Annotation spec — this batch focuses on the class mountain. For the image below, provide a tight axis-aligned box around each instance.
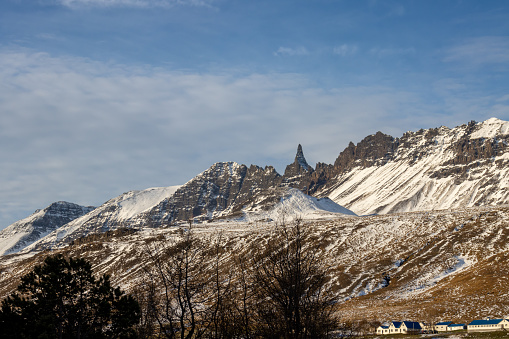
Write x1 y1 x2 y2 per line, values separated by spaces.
236 187 357 222
3 117 509 326
13 117 509 253
24 186 180 252
0 202 95 256
24 185 355 252
316 118 509 215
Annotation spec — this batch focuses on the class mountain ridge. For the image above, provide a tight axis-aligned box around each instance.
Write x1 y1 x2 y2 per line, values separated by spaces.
4 117 509 255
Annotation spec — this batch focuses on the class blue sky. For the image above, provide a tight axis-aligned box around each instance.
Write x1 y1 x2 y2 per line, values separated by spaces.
1 0 509 228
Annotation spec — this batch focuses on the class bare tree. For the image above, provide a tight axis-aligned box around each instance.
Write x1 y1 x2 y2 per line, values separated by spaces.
205 233 238 339
141 218 340 338
143 230 209 339
250 218 339 338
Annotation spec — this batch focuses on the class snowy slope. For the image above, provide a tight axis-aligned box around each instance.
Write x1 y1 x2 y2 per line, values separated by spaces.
323 118 509 215
243 187 356 222
0 202 95 256
24 186 180 251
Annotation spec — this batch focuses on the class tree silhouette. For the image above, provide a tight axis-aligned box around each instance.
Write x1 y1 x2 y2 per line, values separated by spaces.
0 254 140 339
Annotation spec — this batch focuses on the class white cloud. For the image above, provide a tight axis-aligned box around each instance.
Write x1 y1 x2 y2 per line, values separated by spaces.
333 44 358 57
369 47 415 57
35 33 61 40
1 48 500 229
274 46 309 56
444 36 509 65
497 94 509 102
57 0 213 9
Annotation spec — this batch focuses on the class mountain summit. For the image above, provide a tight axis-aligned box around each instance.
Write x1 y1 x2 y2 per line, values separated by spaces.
0 202 95 256
295 144 312 171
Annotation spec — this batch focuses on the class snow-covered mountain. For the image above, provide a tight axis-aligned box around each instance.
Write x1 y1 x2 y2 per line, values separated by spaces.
24 186 180 252
316 118 509 215
0 202 95 256
9 117 509 254
4 118 509 324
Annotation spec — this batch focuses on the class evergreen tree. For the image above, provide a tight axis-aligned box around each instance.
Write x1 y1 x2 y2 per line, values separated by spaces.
0 254 140 339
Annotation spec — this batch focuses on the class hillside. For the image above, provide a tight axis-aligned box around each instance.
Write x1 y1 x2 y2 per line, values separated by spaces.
2 204 509 324
2 118 509 327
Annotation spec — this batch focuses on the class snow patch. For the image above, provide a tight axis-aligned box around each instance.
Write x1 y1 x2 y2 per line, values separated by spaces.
117 186 180 220
471 118 509 139
244 188 356 222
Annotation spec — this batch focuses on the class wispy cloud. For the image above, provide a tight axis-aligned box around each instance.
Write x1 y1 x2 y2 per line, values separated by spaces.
0 48 436 228
274 46 309 57
35 33 62 40
369 47 415 57
57 0 213 9
388 5 405 17
444 36 509 65
333 44 358 57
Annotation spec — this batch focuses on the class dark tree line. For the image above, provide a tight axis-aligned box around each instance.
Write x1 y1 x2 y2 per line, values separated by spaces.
0 254 140 339
141 219 339 339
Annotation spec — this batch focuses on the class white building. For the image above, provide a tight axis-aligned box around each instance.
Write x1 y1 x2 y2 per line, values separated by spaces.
435 321 452 332
467 318 509 332
447 324 466 331
376 321 421 335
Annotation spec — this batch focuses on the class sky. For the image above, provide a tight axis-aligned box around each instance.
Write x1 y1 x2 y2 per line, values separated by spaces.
1 0 509 229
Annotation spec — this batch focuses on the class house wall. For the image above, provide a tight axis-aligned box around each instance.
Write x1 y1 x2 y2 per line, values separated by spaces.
468 324 504 332
436 325 449 332
447 326 465 331
400 325 420 334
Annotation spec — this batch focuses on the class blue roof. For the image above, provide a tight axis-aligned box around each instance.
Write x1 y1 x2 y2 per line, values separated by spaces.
448 324 465 327
436 321 453 325
468 319 505 325
402 321 422 329
392 321 421 329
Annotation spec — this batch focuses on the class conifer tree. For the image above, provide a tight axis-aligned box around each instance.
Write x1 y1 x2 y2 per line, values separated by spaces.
0 254 140 339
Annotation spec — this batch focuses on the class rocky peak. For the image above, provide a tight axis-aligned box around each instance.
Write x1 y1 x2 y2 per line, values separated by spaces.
0 201 95 256
295 144 312 171
333 131 396 171
284 144 313 177
281 144 315 193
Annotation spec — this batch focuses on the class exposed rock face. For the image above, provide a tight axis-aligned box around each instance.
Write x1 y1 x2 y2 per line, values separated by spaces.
148 163 250 224
284 144 313 175
334 132 397 170
146 147 319 226
0 202 95 255
282 144 315 193
23 149 316 249
319 118 509 215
